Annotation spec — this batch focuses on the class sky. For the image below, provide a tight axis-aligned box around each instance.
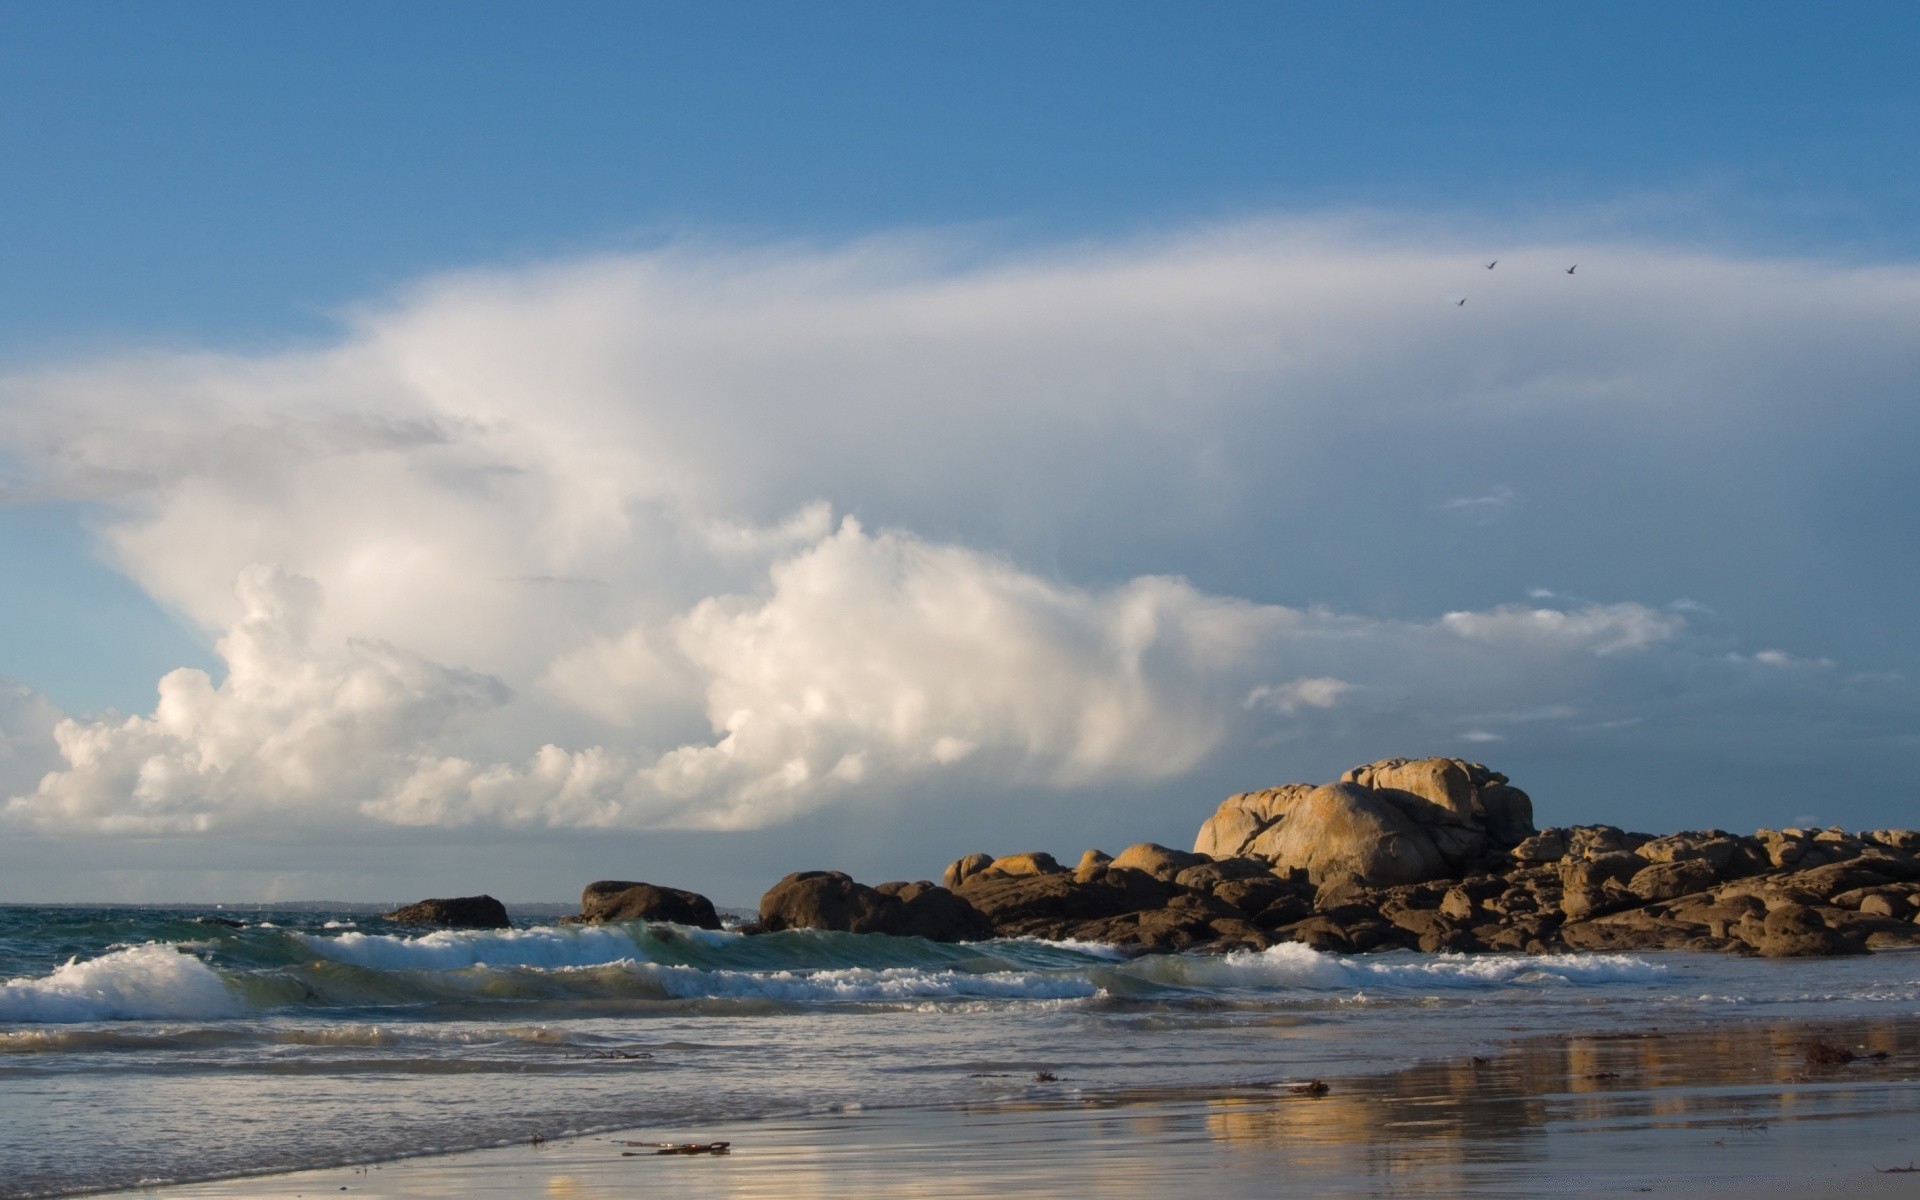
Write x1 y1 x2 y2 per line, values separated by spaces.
1 3 1917 905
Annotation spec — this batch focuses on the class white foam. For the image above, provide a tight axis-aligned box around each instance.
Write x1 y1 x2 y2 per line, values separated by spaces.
624 962 1100 1003
1122 942 1668 991
0 944 243 1023
295 925 651 971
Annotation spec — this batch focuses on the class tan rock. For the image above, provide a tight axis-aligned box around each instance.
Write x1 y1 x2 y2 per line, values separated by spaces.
1111 842 1209 882
1244 782 1446 887
986 851 1063 877
1344 757 1475 826
1072 848 1112 884
941 853 995 890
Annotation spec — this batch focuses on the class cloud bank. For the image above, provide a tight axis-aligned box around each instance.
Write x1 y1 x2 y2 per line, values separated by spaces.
2 219 1916 841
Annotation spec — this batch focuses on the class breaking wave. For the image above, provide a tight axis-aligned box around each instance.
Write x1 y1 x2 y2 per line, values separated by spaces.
0 919 1670 1025
0 944 242 1023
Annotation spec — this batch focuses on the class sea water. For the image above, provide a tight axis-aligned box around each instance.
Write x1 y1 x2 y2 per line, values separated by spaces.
3 904 1919 1198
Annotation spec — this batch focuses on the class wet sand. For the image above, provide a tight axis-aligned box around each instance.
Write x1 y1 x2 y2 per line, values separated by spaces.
106 1016 1920 1199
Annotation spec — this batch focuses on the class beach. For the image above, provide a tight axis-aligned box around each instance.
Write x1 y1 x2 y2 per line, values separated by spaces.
103 1016 1920 1199
9 905 1920 1199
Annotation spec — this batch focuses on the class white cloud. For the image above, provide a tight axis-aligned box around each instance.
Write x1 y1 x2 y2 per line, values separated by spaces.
6 568 506 834
0 218 1916 841
1246 677 1355 715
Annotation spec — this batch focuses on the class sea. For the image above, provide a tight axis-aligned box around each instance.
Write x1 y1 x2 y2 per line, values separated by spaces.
4 903 1920 1199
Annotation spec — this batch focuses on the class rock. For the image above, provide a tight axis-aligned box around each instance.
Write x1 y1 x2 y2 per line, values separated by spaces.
1475 783 1536 846
1111 842 1209 881
1511 829 1569 863
1627 859 1719 903
1438 887 1476 921
384 895 510 928
1072 849 1112 883
1192 804 1269 860
942 853 995 890
1857 891 1908 919
956 866 1176 939
986 851 1063 877
872 881 995 941
758 871 989 941
1346 758 1477 826
1867 829 1920 855
1750 903 1868 958
1276 915 1354 952
1427 824 1491 868
1563 826 1651 861
1192 784 1315 858
1173 857 1270 891
578 881 721 929
759 871 898 935
1244 782 1447 887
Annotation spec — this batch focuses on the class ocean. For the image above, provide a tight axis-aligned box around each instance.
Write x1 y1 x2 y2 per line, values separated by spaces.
4 904 1920 1198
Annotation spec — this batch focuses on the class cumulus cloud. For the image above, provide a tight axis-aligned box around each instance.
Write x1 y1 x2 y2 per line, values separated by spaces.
6 568 506 834
0 217 1916 839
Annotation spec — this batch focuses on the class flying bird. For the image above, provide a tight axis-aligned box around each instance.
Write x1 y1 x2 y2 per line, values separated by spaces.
1485 260 1498 269
1457 298 1467 306
1566 265 1577 275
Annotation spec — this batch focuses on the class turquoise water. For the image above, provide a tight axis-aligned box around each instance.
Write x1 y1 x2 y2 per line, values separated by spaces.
4 904 1919 1197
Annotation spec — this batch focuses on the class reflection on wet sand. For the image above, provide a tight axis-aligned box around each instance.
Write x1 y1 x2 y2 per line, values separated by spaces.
122 1017 1920 1200
1197 1016 1920 1194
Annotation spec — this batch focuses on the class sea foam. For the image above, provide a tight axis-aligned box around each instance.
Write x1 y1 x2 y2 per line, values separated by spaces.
294 925 651 971
1120 942 1668 992
0 944 243 1023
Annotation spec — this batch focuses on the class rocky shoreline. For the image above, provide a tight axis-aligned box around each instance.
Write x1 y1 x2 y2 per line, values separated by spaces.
392 757 1920 959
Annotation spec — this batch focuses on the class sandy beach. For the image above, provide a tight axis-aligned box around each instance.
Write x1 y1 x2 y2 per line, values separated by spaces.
100 1014 1920 1200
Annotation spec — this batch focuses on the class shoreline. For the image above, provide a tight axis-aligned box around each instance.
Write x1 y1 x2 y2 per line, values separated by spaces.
92 1010 1920 1200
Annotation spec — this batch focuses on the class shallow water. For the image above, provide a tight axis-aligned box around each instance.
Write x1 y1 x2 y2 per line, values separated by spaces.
4 904 1920 1198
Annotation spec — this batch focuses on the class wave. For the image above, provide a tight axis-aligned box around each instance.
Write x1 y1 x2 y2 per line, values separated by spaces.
0 922 1672 1026
1116 943 1668 992
294 925 656 971
0 944 241 1023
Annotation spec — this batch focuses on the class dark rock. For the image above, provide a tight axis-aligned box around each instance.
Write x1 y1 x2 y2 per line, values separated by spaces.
872 880 995 941
758 871 989 942
385 895 510 928
1750 903 1868 958
579 881 721 929
957 866 1176 938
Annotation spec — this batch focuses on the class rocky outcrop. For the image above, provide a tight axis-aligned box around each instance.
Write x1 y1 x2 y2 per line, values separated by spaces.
384 895 510 928
577 881 722 929
1195 758 1535 887
758 871 992 942
711 759 1920 960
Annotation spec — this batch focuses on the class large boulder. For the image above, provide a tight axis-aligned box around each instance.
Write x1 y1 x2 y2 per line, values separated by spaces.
1194 758 1539 891
757 871 989 942
1346 758 1475 826
385 895 510 928
1244 782 1447 887
1192 784 1313 858
578 881 722 929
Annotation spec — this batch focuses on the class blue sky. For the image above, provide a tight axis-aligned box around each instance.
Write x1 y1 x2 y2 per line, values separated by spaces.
1 4 1917 901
